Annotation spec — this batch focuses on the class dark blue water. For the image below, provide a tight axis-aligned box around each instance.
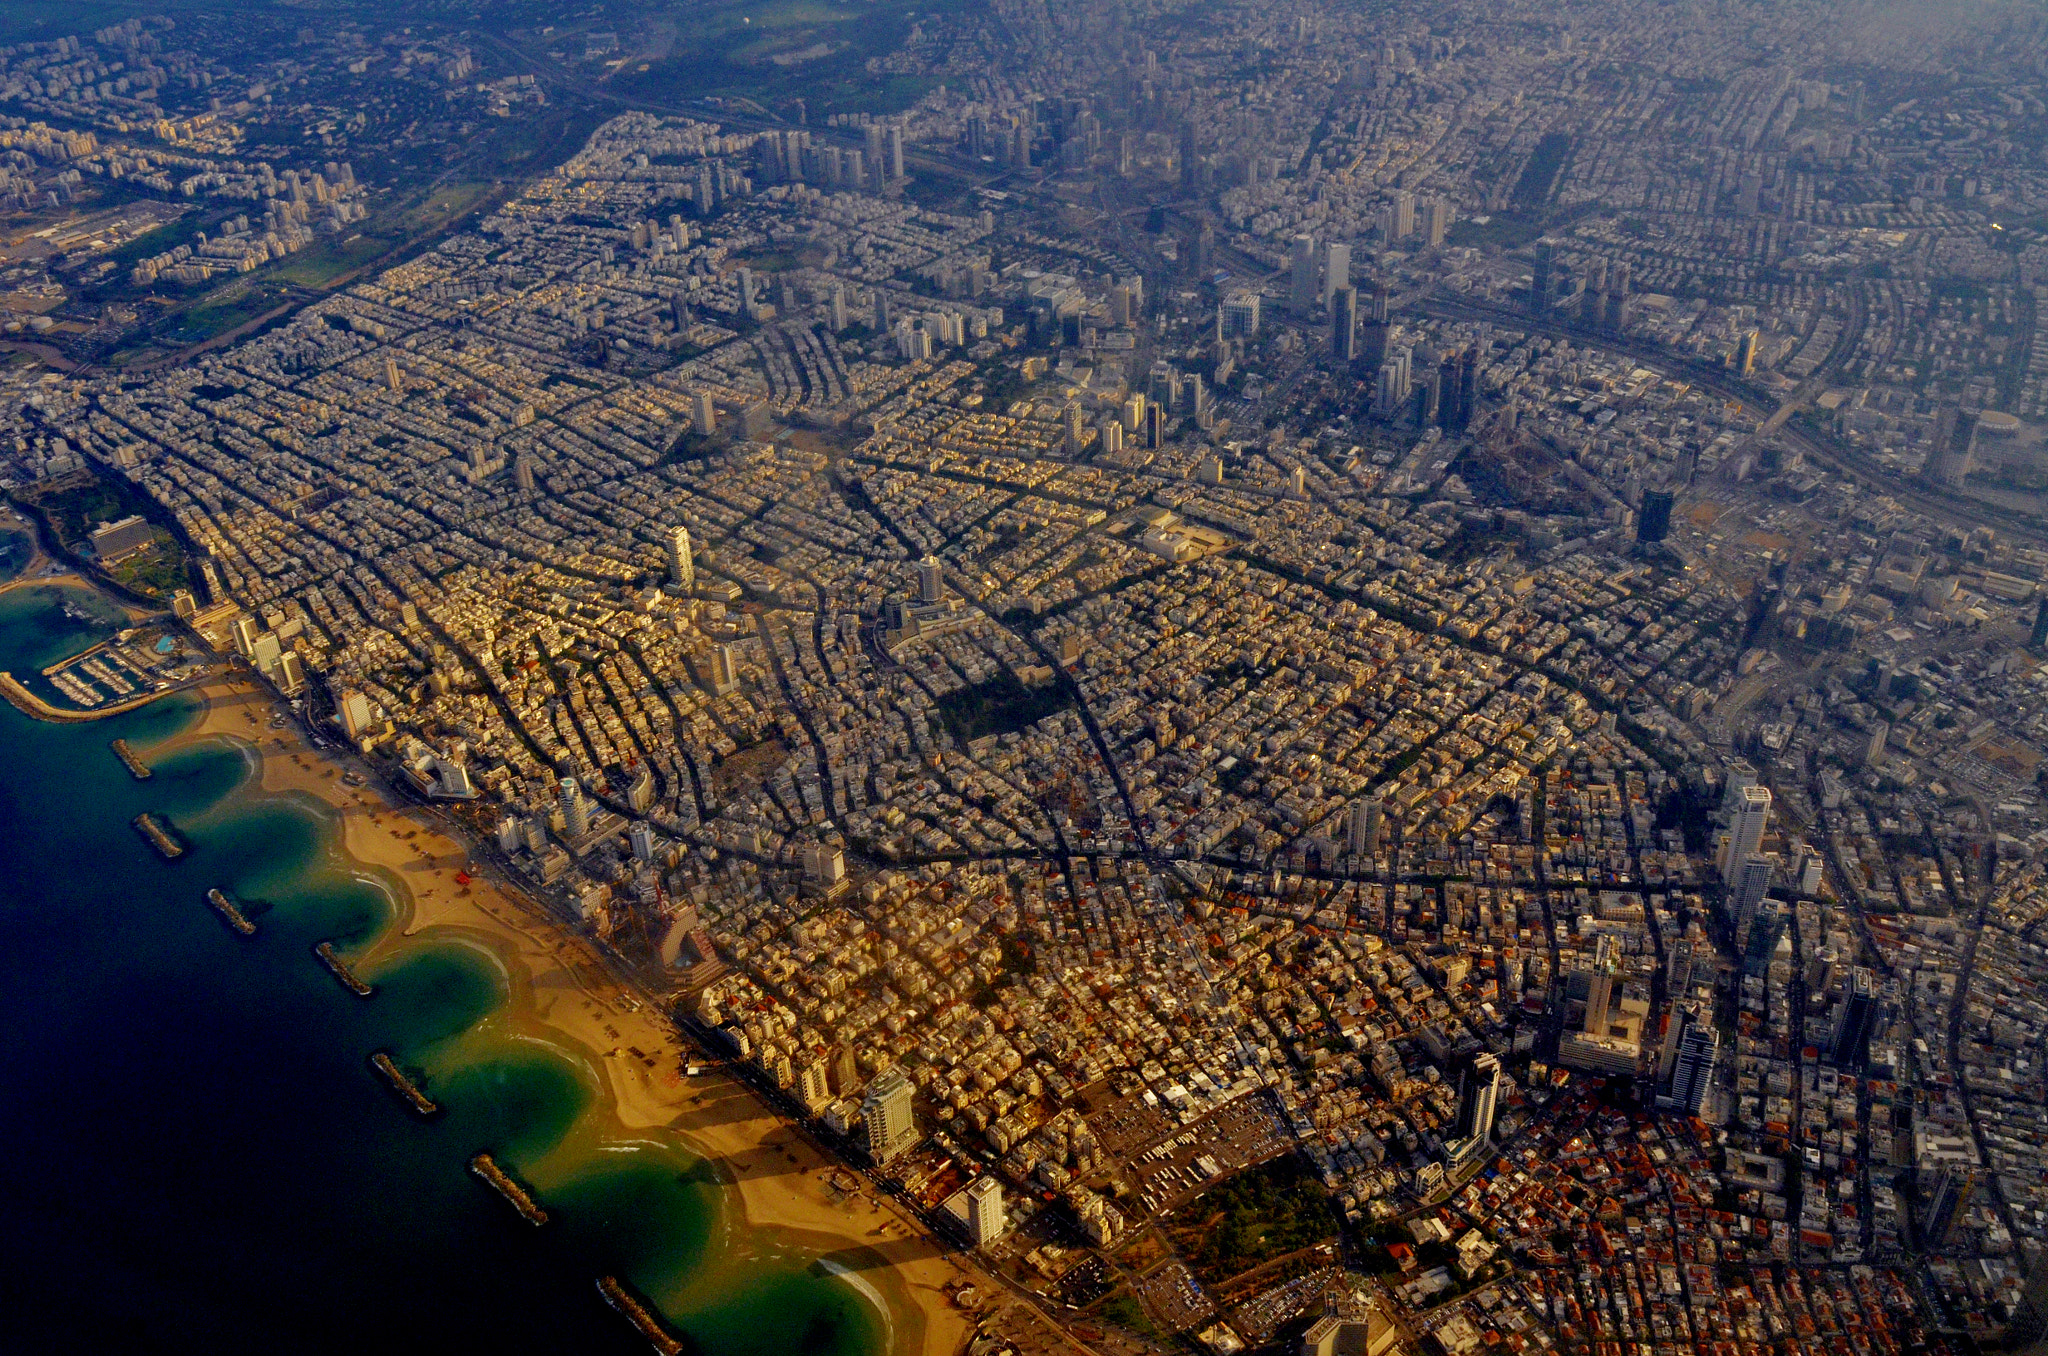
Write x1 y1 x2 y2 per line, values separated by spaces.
0 586 890 1354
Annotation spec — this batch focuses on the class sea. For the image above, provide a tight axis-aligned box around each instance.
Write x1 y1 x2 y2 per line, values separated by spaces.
0 580 895 1355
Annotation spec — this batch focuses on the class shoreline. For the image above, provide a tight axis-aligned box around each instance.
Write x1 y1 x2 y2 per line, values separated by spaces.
149 677 978 1356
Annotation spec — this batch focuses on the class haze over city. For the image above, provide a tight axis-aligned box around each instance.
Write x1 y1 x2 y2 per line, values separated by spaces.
4 2 2048 1354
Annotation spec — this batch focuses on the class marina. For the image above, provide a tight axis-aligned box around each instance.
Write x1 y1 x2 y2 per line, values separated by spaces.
131 812 184 860
367 1051 438 1117
205 887 256 937
312 941 373 997
469 1153 548 1227
109 738 151 779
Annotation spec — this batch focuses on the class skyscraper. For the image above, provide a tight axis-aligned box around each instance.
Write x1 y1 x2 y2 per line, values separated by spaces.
1362 280 1391 372
560 776 589 839
1322 242 1350 305
966 1175 1006 1245
667 525 694 590
1732 853 1774 941
1391 190 1415 240
1743 900 1787 977
1220 290 1261 338
1924 1165 1977 1250
798 1058 833 1113
1346 797 1383 856
1330 286 1358 363
1637 489 1674 543
1830 968 1878 1068
1531 242 1555 315
1734 328 1759 375
1455 1052 1501 1144
1290 233 1318 315
1583 934 1619 1037
1668 1012 1719 1115
1604 261 1632 330
917 556 944 604
863 1066 918 1163
1420 195 1449 247
1719 784 1771 876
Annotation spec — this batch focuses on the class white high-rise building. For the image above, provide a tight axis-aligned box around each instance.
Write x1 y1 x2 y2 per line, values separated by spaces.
798 1059 833 1113
560 776 590 839
1720 784 1772 876
862 1066 918 1164
1392 190 1416 239
1719 759 1759 819
1420 196 1450 247
667 524 694 591
1220 290 1261 338
1322 242 1350 306
803 842 846 885
1583 934 1619 1036
1456 1052 1500 1144
337 689 375 739
1732 852 1774 937
917 556 944 604
966 1176 1006 1245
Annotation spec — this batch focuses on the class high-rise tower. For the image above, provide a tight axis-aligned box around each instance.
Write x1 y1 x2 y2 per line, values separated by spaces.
668 525 694 591
1330 286 1358 364
863 1066 918 1163
1289 233 1318 315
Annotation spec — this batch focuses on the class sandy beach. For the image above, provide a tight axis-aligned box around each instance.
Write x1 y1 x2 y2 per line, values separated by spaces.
152 676 981 1356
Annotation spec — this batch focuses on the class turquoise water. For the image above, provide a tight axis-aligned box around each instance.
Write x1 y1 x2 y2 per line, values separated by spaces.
0 585 892 1354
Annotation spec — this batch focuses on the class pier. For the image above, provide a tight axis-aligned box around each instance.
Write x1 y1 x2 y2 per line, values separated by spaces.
110 738 151 779
368 1051 439 1116
132 812 184 860
596 1276 684 1355
312 941 373 997
469 1153 549 1226
205 888 256 937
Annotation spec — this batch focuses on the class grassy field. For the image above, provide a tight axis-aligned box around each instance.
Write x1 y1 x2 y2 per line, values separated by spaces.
157 283 296 346
1168 1158 1336 1286
1448 211 1548 251
607 0 952 115
269 233 402 288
